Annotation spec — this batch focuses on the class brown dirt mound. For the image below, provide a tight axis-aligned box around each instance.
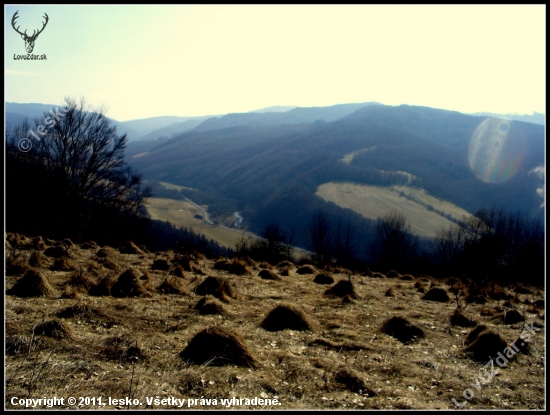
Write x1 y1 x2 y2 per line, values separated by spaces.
194 276 236 302
371 272 385 278
258 269 281 280
43 245 68 258
510 337 531 355
7 269 56 297
179 326 258 367
385 287 395 297
333 367 378 396
399 274 414 281
279 267 291 276
88 276 115 296
80 241 98 250
261 304 317 332
450 311 477 327
28 251 49 267
55 303 114 326
381 316 425 344
119 241 144 255
111 268 149 298
386 270 400 279
151 258 170 271
170 264 186 278
194 296 230 316
96 247 117 258
503 309 525 325
276 260 294 269
213 259 231 271
173 255 194 271
228 258 251 275
422 287 450 302
296 265 317 275
6 258 29 276
313 273 334 285
35 319 74 340
67 270 97 292
158 276 189 295
258 262 272 269
465 331 508 362
465 325 489 346
51 257 78 271
324 279 358 299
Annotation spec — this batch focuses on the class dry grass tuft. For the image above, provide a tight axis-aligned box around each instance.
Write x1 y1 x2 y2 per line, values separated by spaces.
258 269 281 280
88 275 115 296
381 316 425 344
194 296 230 316
80 241 98 250
385 287 395 297
170 264 186 278
465 331 508 362
35 319 74 340
502 309 525 325
194 276 236 302
6 335 47 356
422 287 450 302
102 335 145 363
313 273 334 285
51 257 78 271
158 275 189 295
55 302 111 324
465 325 489 346
261 304 317 332
386 270 400 279
371 272 386 278
7 268 56 297
279 267 291 276
324 279 358 299
399 274 414 281
111 268 150 298
296 265 317 275
28 251 49 267
6 257 29 276
179 326 258 367
96 246 118 259
43 245 68 258
228 258 251 275
450 310 477 327
332 366 378 396
119 241 144 255
151 258 171 271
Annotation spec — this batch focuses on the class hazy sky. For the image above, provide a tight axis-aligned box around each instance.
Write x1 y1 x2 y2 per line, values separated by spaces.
5 5 545 121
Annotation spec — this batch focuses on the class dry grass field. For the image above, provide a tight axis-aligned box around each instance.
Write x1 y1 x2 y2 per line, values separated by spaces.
5 233 545 410
316 182 473 239
145 198 251 249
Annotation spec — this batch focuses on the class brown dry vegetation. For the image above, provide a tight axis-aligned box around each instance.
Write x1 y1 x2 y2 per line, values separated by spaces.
5 233 545 410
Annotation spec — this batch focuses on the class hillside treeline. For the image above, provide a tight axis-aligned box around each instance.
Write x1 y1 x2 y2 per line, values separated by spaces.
5 98 228 257
128 104 544 247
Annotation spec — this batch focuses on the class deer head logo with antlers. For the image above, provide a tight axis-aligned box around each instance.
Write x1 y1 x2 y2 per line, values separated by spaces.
12 10 49 54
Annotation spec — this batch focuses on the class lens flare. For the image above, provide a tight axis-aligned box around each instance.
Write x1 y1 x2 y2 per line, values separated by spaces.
468 118 524 183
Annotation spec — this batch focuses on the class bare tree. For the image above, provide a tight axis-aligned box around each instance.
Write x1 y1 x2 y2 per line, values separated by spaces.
6 97 151 242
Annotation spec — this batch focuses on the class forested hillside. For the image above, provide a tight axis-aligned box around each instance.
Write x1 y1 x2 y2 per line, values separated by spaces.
128 104 544 253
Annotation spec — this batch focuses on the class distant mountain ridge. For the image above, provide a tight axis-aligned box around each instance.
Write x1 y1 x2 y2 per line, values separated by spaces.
128 104 544 249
